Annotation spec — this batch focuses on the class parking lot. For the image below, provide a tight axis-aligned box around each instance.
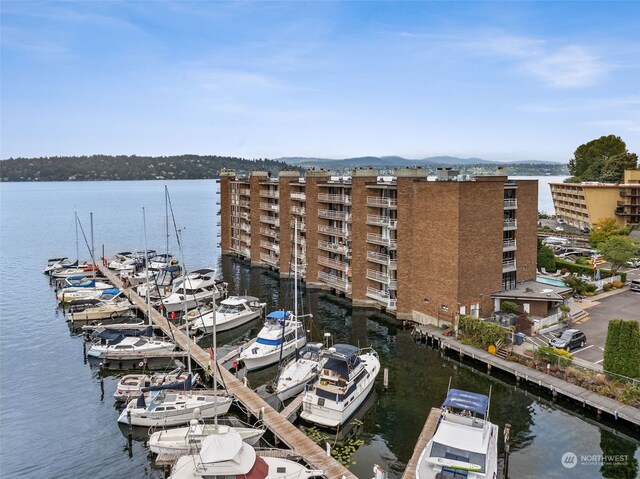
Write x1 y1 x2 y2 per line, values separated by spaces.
532 289 640 365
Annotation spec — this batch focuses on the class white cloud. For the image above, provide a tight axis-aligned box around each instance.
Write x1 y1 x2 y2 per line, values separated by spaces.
523 45 608 88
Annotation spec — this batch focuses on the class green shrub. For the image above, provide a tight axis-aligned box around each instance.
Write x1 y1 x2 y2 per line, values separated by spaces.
612 280 624 288
603 283 613 292
535 346 573 366
603 320 640 379
575 256 589 265
458 315 509 349
537 244 557 273
501 301 520 314
554 258 627 282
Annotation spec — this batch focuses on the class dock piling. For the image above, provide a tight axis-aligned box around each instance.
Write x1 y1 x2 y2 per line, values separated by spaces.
503 423 511 478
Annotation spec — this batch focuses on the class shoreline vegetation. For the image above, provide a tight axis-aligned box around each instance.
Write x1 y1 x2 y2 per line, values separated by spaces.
0 154 569 182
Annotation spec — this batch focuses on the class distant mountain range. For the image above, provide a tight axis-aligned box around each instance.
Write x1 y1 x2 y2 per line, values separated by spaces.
275 156 565 168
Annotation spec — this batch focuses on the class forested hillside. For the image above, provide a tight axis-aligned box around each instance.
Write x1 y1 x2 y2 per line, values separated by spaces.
0 155 297 181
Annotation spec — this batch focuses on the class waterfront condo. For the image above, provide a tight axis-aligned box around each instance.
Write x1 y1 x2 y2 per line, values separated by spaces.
218 167 537 327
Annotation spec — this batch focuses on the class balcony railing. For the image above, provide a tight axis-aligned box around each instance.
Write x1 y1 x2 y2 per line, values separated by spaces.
318 240 349 255
365 287 397 310
318 225 349 237
291 192 306 201
367 269 390 284
259 190 279 199
291 222 306 232
367 196 397 208
259 202 279 212
260 227 278 238
503 219 517 230
259 240 279 252
240 234 251 244
291 206 306 216
240 224 251 233
502 239 517 251
367 233 397 248
260 253 279 266
318 193 351 204
318 209 350 221
240 212 250 221
260 215 279 226
502 259 517 271
367 251 390 265
366 215 397 228
318 272 351 293
318 255 349 272
503 198 517 209
239 188 251 196
239 200 251 208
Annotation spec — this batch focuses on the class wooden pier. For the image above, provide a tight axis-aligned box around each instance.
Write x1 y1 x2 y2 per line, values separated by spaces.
98 265 357 479
401 407 441 479
414 325 640 427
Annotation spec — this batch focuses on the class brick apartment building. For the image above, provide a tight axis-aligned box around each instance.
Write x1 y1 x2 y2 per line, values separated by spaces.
218 167 538 327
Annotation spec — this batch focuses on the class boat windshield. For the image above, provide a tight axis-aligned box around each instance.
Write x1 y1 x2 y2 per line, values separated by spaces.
430 442 486 473
217 303 244 314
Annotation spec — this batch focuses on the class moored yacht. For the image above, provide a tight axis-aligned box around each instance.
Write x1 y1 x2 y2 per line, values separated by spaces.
117 375 233 427
239 311 306 371
87 329 175 358
300 344 380 428
161 268 228 313
273 343 325 403
113 368 193 401
167 428 323 479
416 388 499 479
191 295 265 334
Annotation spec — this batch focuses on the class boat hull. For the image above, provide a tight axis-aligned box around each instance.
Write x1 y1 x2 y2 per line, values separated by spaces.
194 310 261 334
300 352 380 428
240 337 306 371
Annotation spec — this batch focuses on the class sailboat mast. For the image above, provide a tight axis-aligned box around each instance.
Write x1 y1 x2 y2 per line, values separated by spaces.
143 207 152 327
294 219 298 344
90 212 96 281
213 288 218 426
165 186 170 261
178 229 191 378
74 211 79 263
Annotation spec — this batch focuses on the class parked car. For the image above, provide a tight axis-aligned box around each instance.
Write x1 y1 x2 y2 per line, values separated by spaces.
625 258 640 268
581 226 591 233
555 226 565 232
630 280 640 292
557 218 566 224
549 329 587 352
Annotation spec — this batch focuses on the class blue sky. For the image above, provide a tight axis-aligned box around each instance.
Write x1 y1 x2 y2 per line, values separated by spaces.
2 1 639 162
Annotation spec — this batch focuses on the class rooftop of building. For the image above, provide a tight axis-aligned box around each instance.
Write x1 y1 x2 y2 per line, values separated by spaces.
491 280 572 302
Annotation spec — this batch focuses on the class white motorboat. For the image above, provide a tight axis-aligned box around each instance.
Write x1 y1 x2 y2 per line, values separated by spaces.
108 251 135 270
300 344 380 428
87 333 175 358
161 268 228 313
56 278 114 303
191 296 265 334
239 311 306 371
416 388 498 479
113 368 194 401
148 418 266 454
117 378 233 427
50 264 98 279
137 264 183 300
167 428 323 479
148 253 176 271
68 289 131 321
44 257 81 275
273 343 325 402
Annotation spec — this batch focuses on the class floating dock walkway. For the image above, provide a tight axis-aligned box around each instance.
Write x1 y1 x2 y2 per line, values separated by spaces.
98 265 357 479
414 325 640 428
401 407 441 479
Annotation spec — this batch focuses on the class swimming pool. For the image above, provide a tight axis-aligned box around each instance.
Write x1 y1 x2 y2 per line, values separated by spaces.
536 276 568 287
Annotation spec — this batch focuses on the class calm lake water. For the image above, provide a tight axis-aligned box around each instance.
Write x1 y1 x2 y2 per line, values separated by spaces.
0 179 637 479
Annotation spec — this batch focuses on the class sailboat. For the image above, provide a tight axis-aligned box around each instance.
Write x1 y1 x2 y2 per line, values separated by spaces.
148 290 265 455
272 220 323 401
117 213 232 427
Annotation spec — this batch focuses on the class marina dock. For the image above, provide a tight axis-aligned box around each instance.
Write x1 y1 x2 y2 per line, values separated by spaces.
98 265 358 479
401 407 441 479
414 325 640 427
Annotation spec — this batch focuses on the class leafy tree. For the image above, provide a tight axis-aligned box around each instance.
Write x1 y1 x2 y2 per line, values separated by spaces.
537 243 557 272
590 217 627 248
568 135 638 182
599 236 640 274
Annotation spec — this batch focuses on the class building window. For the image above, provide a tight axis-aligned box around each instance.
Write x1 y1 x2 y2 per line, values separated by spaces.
502 271 516 291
